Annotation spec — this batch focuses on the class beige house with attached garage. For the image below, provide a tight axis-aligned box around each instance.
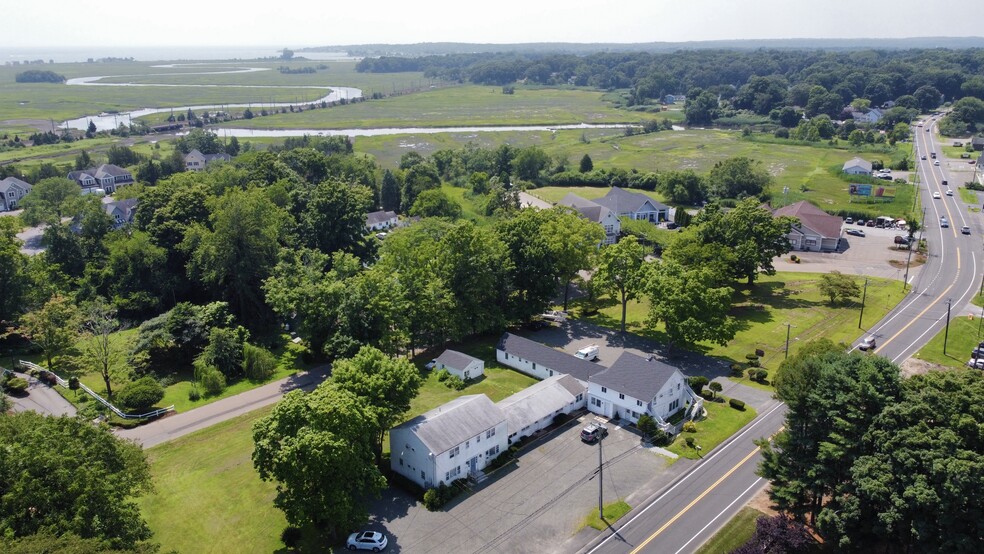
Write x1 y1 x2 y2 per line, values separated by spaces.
842 157 873 176
772 201 842 252
0 176 31 212
389 395 508 489
586 352 701 432
434 349 484 380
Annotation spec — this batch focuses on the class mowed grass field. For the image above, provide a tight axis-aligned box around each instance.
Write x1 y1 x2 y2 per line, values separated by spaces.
580 271 905 373
913 315 983 369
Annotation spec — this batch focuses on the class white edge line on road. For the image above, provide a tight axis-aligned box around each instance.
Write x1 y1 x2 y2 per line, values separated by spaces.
587 402 785 553
673 477 764 554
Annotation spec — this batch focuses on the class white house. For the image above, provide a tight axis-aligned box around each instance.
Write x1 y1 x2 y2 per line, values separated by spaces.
366 210 399 231
496 374 586 444
435 349 484 380
851 108 883 124
558 193 622 245
389 395 508 489
0 176 31 212
68 164 133 193
772 201 843 252
593 186 670 223
496 332 604 384
587 352 701 432
842 157 873 176
184 149 232 171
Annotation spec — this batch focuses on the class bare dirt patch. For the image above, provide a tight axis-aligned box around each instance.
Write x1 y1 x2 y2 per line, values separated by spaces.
746 485 778 516
899 357 951 378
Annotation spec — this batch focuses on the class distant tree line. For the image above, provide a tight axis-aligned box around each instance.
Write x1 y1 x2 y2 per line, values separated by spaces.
14 69 66 83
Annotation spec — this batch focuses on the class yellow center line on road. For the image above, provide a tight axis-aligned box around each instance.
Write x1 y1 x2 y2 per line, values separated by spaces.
875 248 959 354
629 446 761 554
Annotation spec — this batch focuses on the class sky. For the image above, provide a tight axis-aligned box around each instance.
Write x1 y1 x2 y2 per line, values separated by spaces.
3 0 982 49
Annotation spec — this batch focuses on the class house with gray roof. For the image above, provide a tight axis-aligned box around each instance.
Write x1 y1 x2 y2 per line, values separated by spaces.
842 157 873 176
496 374 586 444
435 349 484 380
104 198 138 229
366 209 399 231
587 352 700 431
390 395 508 488
558 193 621 245
0 176 31 212
593 186 670 223
184 149 232 171
496 332 605 384
68 164 133 193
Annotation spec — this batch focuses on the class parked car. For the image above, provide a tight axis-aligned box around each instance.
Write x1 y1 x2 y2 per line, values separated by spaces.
962 226 971 235
866 220 876 227
846 229 866 237
894 235 910 244
424 359 437 370
971 347 984 359
859 336 877 351
580 422 608 443
347 531 388 552
967 358 984 369
855 219 866 226
541 310 568 323
844 217 854 224
665 222 678 230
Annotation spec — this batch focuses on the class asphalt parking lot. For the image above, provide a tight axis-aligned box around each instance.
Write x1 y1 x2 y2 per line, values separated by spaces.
772 224 918 281
368 413 675 553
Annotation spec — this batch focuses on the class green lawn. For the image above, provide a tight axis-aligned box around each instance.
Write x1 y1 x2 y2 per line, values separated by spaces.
579 500 632 531
666 399 758 459
959 187 979 204
137 406 291 554
579 272 905 374
694 506 764 554
913 315 983 369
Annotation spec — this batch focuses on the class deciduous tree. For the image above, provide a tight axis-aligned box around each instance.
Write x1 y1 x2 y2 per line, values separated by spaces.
20 294 80 372
594 236 647 333
644 261 737 347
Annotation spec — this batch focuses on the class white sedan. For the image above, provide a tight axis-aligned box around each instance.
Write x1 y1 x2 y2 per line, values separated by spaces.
933 191 941 199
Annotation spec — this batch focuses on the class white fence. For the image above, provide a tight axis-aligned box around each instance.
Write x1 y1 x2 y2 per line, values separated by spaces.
19 360 175 420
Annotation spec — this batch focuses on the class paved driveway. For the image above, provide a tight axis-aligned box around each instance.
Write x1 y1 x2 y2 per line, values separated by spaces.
7 372 77 417
369 414 679 553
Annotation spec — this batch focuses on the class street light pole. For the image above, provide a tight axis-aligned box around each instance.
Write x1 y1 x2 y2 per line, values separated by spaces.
943 299 952 356
859 278 869 329
785 322 791 359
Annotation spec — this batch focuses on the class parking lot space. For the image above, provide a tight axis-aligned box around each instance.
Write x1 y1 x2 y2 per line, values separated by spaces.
369 414 676 553
772 225 918 281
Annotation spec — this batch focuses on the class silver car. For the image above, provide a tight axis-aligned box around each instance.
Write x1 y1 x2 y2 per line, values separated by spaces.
347 531 388 552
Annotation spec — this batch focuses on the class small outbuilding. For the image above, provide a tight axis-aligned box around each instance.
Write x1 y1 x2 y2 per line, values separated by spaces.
435 349 484 380
842 157 873 176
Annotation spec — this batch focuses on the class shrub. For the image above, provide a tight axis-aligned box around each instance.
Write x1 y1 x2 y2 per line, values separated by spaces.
115 376 165 412
188 385 201 401
422 481 464 511
281 526 302 548
649 428 670 446
729 398 746 410
4 377 28 393
243 343 277 381
435 369 451 382
730 363 745 377
709 382 723 398
685 436 695 448
637 413 659 438
68 376 80 391
790 254 799 263
552 412 571 426
444 375 466 390
199 367 227 395
753 369 769 382
485 450 515 472
683 421 697 433
687 375 709 394
746 358 761 368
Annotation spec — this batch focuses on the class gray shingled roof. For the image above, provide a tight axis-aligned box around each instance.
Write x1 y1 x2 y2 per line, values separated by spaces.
842 157 872 172
496 333 603 383
558 193 613 224
392 395 505 455
496 374 585 434
589 351 680 401
594 186 668 214
0 177 31 193
366 210 397 227
435 349 479 371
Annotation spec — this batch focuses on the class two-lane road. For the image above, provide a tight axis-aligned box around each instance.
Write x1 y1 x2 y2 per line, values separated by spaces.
853 116 983 364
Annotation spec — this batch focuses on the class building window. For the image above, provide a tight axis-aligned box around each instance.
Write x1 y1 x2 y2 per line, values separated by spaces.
601 387 607 393
421 470 425 480
619 393 625 400
548 370 553 377
486 445 500 458
486 428 495 439
577 393 583 402
504 353 508 360
637 400 643 407
532 362 536 370
591 397 602 408
450 446 459 458
399 458 403 466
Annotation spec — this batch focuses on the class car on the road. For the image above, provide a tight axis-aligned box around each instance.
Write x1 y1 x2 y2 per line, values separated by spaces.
347 531 388 551
921 155 927 160
942 180 948 186
859 336 877 351
933 191 941 199
962 226 971 235
846 229 865 237
940 217 949 228
580 422 608 443
946 189 953 196
934 160 940 166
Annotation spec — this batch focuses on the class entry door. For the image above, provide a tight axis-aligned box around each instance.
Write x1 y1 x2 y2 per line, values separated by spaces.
469 456 478 474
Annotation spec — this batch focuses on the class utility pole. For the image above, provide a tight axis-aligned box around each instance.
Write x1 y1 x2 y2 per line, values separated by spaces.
598 433 603 518
785 322 791 359
858 278 869 329
943 299 952 356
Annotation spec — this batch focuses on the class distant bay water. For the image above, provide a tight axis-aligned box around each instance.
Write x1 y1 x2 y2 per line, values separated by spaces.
0 46 354 64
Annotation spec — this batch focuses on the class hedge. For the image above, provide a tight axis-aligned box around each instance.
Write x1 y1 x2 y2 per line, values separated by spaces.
729 398 746 411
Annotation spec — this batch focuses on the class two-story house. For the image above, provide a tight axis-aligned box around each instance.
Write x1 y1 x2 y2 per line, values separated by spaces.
184 149 232 171
0 176 32 212
104 198 138 229
586 352 701 432
390 395 508 489
558 193 621 245
68 164 134 194
593 186 670 223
